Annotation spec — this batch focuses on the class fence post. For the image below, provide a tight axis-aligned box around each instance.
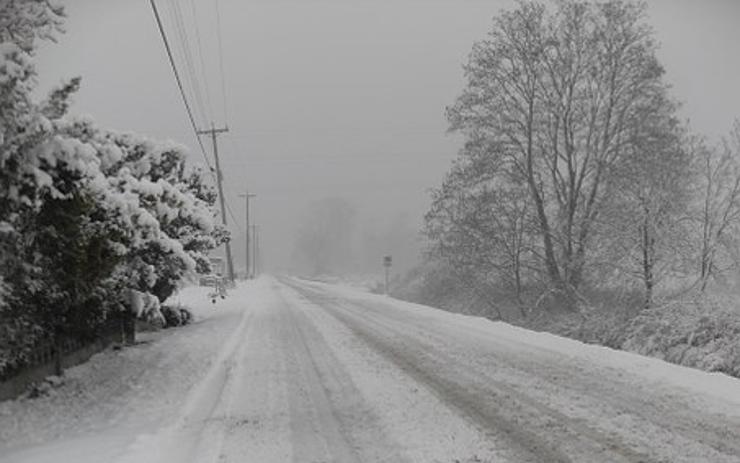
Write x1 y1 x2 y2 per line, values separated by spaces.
53 335 63 376
122 311 135 345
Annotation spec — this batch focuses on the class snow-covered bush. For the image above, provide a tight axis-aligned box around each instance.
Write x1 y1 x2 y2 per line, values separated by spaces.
102 131 227 304
0 1 225 376
0 0 65 247
128 289 165 327
0 314 45 380
622 294 740 377
160 305 193 328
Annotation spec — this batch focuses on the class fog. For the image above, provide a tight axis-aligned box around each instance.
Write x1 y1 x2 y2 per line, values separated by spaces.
35 0 740 277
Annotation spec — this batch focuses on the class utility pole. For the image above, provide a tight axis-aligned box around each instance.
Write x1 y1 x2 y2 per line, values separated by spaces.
251 224 259 277
255 225 260 276
197 123 234 283
239 192 256 279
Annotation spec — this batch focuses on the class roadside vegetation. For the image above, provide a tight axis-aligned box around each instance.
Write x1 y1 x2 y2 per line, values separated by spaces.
0 2 226 379
398 0 740 378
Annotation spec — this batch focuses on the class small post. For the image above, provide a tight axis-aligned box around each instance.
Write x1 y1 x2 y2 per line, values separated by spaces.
383 255 392 295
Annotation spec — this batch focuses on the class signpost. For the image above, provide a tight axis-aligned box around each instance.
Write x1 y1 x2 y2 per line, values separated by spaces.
383 255 392 295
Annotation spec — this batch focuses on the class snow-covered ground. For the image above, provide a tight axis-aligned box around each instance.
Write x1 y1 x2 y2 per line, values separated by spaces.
2 275 740 462
0 281 260 463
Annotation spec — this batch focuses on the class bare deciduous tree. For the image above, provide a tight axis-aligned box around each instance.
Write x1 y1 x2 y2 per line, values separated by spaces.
693 122 740 291
425 136 537 315
601 98 691 309
446 0 676 304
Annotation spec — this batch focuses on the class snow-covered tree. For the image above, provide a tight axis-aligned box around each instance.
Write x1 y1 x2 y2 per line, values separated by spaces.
0 0 65 284
691 123 740 291
106 133 226 303
446 0 676 301
597 96 691 309
425 136 536 314
56 119 227 305
0 0 225 369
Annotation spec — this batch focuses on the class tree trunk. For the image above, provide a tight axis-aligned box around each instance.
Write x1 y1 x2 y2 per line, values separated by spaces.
513 264 527 318
641 217 654 310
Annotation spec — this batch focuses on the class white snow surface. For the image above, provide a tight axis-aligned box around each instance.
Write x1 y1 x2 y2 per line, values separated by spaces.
1 276 739 463
319 280 740 413
0 281 256 463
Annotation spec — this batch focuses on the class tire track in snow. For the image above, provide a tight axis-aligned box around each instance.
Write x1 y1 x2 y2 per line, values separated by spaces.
306 284 740 462
285 279 660 463
212 280 293 463
275 284 407 463
113 302 255 463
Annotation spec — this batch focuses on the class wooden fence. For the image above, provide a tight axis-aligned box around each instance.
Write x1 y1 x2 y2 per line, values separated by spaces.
0 318 124 401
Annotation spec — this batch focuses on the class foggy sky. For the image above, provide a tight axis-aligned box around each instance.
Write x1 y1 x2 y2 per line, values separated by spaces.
35 0 740 274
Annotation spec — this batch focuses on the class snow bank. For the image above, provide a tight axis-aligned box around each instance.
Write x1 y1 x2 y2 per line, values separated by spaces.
0 280 262 463
113 278 276 463
622 295 740 377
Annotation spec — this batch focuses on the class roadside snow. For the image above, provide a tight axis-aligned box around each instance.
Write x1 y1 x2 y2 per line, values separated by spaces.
299 279 740 416
4 276 739 463
0 281 255 463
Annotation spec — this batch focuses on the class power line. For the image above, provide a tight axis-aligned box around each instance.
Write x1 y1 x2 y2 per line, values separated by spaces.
214 0 230 125
168 0 210 125
162 1 201 124
225 200 242 233
188 0 215 122
151 0 242 244
149 0 214 176
209 1 242 235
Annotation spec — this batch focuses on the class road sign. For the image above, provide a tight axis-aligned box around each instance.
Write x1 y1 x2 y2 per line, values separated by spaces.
383 255 392 295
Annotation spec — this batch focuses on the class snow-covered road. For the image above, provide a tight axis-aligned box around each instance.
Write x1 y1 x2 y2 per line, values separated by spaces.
2 276 740 462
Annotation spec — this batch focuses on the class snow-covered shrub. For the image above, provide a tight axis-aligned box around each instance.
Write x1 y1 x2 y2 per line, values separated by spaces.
0 0 225 375
128 289 165 327
26 375 64 399
622 294 740 377
160 305 193 328
0 314 45 380
70 127 229 305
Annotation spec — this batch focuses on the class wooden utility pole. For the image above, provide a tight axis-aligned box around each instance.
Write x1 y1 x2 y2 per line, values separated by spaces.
251 224 258 277
197 124 234 283
239 192 256 279
255 225 260 276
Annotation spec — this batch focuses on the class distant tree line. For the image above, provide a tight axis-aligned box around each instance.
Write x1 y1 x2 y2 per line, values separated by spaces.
291 198 356 276
0 1 226 376
424 0 740 315
290 198 420 278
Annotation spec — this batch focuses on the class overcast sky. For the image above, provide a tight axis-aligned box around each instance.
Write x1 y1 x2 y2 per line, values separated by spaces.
35 0 740 273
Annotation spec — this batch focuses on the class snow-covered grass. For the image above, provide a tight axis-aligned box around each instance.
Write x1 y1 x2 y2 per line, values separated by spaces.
394 267 740 379
0 280 258 463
